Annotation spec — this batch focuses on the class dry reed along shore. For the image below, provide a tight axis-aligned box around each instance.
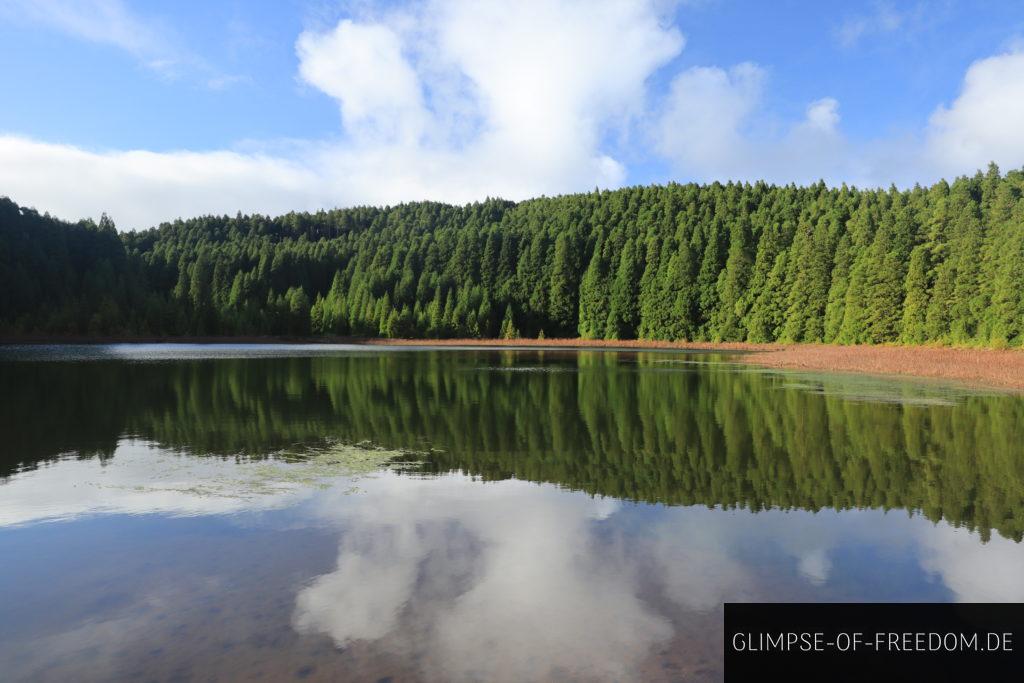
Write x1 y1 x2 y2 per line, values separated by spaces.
365 338 1024 392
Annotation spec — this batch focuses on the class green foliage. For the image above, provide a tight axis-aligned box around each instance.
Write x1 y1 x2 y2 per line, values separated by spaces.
499 304 519 340
547 232 578 336
900 245 931 344
714 218 753 341
2 166 1023 345
823 234 852 342
606 237 642 339
577 232 610 339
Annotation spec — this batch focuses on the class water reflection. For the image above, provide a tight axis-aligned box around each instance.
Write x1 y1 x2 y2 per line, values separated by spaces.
295 474 672 682
1 346 1024 681
288 472 1024 681
7 448 1020 681
3 346 1023 540
0 439 405 526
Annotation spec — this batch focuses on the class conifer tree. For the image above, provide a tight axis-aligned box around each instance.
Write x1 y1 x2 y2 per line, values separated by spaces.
606 237 642 339
310 294 326 335
823 234 852 342
859 234 904 343
637 236 662 338
426 287 444 337
900 245 931 344
578 234 609 339
713 219 752 341
986 225 1024 345
665 239 698 340
548 233 578 336
948 212 984 342
746 252 789 342
695 225 724 339
499 304 519 340
780 218 831 342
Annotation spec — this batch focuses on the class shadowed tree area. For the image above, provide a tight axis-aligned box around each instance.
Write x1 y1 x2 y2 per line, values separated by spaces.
2 349 1023 542
2 164 1024 345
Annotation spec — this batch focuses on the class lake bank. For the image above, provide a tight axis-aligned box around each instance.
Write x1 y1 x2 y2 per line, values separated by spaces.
2 335 1021 391
367 339 1024 392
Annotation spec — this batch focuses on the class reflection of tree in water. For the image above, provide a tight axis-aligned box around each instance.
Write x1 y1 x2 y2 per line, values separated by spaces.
2 350 1023 540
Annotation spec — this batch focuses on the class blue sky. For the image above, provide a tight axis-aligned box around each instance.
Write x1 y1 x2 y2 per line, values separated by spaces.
1 0 1023 229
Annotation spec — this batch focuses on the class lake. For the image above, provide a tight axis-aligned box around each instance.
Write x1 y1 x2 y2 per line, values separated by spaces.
1 344 1023 682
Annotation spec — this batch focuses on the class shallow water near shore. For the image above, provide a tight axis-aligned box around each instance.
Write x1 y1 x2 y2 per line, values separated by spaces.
1 344 1023 682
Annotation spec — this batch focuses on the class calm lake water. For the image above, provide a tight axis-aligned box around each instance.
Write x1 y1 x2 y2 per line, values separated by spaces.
1 344 1023 682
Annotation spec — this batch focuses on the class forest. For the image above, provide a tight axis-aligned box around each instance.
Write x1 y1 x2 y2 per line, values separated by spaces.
1 163 1023 345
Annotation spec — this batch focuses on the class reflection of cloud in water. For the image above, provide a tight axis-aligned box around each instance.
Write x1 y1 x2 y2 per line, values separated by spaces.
295 477 1024 680
6 440 1024 679
640 510 753 611
917 524 1024 601
293 482 930 678
797 549 833 585
0 343 390 362
0 440 396 526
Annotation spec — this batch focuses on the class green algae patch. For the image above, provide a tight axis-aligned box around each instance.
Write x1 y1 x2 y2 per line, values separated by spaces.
95 440 423 503
252 441 421 487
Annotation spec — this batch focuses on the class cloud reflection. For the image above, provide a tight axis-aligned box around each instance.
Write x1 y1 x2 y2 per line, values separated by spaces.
0 439 392 526
4 441 1024 681
294 474 1024 680
295 474 674 681
917 524 1024 602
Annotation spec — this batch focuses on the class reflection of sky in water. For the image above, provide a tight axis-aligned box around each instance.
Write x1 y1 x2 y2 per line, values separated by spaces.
2 345 1022 680
0 343 402 362
2 443 1023 681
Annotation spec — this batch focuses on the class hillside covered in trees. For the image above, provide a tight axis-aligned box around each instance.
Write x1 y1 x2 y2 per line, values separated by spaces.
1 164 1023 346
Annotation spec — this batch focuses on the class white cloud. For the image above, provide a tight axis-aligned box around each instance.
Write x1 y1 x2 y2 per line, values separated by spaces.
1 0 166 54
428 0 682 184
655 64 847 184
297 19 428 145
0 136 325 229
3 2 1024 227
655 46 1024 188
804 97 840 133
656 63 765 174
1 0 685 229
835 1 948 49
0 0 181 75
0 0 248 85
924 49 1024 177
290 0 684 203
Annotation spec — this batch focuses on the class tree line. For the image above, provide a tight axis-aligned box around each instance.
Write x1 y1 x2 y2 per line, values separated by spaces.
2 163 1023 345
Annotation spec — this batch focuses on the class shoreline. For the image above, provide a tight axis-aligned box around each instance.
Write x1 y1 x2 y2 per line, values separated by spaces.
373 339 1024 391
1 335 1021 392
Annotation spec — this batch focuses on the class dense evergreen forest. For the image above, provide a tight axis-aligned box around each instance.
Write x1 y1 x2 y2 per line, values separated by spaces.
2 163 1023 345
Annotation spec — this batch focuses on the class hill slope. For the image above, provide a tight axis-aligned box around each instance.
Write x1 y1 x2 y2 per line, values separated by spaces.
2 165 1022 346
